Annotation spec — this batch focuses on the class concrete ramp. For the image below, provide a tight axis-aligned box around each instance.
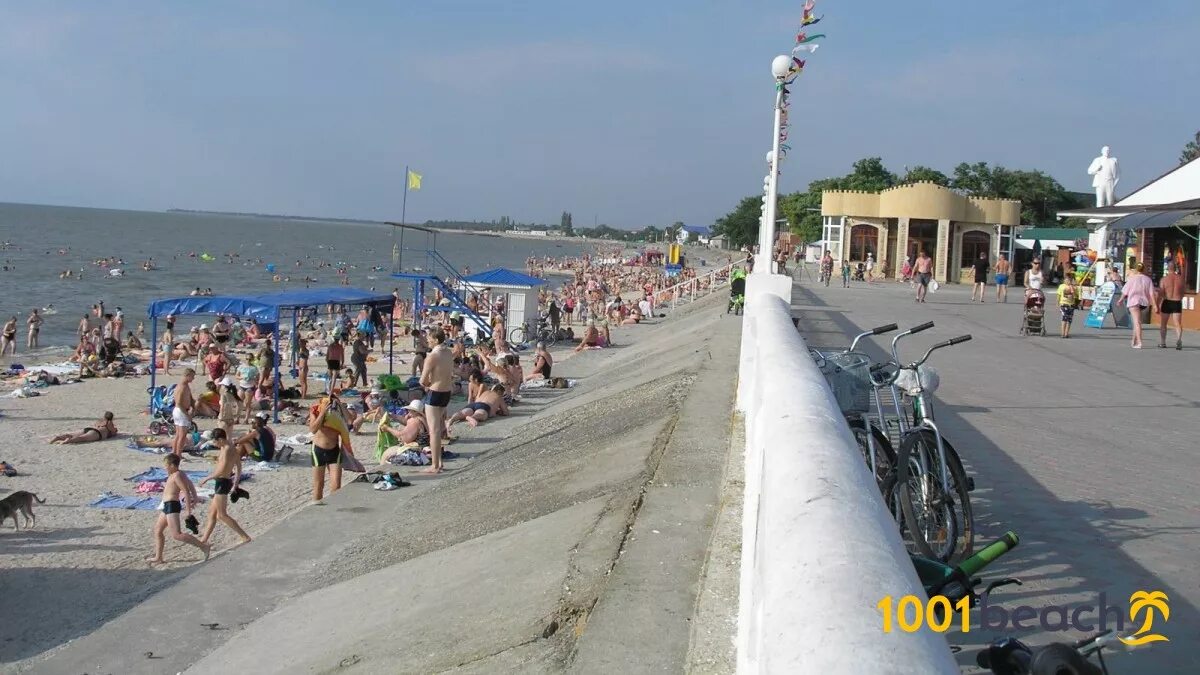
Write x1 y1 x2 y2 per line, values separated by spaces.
189 500 609 674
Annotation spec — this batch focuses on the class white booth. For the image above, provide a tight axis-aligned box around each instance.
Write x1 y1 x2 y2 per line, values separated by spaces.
460 268 547 342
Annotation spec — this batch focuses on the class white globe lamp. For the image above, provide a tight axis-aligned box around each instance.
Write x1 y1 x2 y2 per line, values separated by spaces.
771 55 792 80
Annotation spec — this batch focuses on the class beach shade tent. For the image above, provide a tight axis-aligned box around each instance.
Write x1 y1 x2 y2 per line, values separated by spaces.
146 287 396 421
459 268 547 344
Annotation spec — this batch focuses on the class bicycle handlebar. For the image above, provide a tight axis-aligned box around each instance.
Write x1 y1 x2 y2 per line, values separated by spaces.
847 323 900 352
910 334 973 369
909 321 935 333
890 322 935 364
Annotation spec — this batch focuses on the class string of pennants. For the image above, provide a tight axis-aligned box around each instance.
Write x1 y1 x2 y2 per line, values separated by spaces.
777 0 825 164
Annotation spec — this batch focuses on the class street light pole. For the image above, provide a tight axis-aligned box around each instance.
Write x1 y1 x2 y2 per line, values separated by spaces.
757 55 792 274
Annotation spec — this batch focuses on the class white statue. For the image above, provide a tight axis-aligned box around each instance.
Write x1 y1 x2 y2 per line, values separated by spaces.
1087 146 1120 207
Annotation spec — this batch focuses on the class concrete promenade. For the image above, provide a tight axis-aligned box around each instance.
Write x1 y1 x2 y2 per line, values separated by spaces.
791 271 1199 674
21 293 744 674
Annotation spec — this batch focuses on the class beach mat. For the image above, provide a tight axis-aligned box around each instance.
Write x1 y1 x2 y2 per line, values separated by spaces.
88 493 160 510
125 467 208 483
127 439 170 454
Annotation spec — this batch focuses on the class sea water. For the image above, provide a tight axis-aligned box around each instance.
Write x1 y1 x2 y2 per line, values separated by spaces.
0 202 587 358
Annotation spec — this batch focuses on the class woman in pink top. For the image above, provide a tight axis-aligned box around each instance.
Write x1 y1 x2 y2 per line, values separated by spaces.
1118 263 1155 349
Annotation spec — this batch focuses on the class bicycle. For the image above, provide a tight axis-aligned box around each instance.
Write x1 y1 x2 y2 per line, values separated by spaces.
873 324 975 563
810 323 898 488
508 316 557 347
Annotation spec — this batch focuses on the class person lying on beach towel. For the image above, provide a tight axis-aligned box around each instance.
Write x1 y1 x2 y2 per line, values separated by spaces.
48 411 118 444
446 384 508 435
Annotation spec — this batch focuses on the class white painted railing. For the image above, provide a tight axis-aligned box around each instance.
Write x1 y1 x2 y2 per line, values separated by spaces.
658 260 741 311
735 272 957 675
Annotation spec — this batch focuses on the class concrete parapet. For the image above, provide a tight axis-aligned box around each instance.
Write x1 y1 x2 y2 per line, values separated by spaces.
734 282 957 674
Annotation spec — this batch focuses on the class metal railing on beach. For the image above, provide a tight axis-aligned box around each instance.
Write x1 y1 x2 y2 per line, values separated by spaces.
657 261 740 312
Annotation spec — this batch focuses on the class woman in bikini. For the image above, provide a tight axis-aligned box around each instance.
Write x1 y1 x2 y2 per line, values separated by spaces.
1 316 17 355
49 411 118 444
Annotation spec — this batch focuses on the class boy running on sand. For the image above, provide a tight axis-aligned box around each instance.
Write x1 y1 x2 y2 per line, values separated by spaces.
147 454 210 564
197 429 252 546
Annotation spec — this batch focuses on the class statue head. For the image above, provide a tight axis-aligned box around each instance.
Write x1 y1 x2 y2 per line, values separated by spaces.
1101 146 1110 158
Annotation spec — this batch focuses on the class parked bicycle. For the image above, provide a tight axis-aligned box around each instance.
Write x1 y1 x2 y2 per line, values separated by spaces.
876 324 975 564
508 315 557 347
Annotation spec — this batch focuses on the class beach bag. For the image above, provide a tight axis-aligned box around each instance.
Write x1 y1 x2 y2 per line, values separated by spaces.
929 279 940 293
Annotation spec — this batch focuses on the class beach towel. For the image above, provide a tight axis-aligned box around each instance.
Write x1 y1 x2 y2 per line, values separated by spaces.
280 432 314 447
89 493 160 510
127 438 171 454
311 398 353 453
125 467 208 483
375 413 399 462
522 378 578 390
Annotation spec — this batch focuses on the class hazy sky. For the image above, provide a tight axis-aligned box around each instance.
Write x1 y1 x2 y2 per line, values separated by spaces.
2 2 1197 228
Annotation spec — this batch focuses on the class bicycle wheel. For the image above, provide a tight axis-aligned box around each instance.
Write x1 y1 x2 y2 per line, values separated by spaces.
848 418 895 490
895 429 960 562
941 438 975 563
508 326 527 345
540 328 557 348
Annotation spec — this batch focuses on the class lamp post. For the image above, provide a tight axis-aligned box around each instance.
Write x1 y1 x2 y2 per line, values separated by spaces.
757 55 792 273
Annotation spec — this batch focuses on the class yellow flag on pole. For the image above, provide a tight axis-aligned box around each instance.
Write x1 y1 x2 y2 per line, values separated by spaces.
407 169 422 191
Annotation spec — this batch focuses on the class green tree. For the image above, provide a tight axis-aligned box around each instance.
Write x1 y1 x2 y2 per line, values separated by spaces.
899 165 951 186
1181 130 1200 165
778 190 822 242
840 157 897 192
712 197 761 248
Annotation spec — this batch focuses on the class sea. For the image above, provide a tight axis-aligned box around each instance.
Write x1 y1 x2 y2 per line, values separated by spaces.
0 202 589 360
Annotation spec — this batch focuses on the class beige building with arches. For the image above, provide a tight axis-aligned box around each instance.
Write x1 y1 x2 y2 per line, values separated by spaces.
819 182 1021 284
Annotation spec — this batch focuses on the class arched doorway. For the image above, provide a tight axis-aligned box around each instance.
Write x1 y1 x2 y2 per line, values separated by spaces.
849 223 878 261
960 230 991 269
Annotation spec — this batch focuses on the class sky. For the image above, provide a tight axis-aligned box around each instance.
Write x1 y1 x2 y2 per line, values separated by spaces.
1 1 1197 229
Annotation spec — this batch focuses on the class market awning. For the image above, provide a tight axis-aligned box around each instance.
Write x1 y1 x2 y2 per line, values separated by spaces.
1107 209 1198 231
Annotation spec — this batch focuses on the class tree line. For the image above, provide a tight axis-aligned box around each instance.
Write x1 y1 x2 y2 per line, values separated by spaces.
711 157 1089 249
715 130 1200 250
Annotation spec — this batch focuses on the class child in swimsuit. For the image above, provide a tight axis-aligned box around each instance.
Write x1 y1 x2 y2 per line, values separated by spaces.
147 454 209 564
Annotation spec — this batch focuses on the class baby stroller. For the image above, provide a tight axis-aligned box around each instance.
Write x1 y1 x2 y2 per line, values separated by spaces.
728 270 747 315
853 263 866 282
147 384 198 435
1019 289 1047 336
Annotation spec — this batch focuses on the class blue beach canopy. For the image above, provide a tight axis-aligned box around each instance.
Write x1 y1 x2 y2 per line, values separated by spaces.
147 287 394 321
461 267 547 287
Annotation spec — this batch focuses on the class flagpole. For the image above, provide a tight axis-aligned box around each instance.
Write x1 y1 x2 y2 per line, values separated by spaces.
399 164 408 273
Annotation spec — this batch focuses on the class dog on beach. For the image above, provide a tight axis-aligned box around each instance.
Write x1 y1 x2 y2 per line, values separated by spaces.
0 491 46 530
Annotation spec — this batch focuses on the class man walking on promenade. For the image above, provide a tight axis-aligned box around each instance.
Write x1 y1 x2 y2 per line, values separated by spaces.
420 329 454 474
1157 262 1185 349
914 251 933 303
994 253 1011 302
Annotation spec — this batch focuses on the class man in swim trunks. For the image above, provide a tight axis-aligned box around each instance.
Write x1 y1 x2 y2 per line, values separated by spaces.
198 429 252 546
325 337 344 394
307 395 344 502
211 315 232 345
420 329 454 474
48 411 117 444
446 383 508 433
147 453 210 564
172 369 196 457
1157 261 1185 350
994 253 1011 303
914 250 933 303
